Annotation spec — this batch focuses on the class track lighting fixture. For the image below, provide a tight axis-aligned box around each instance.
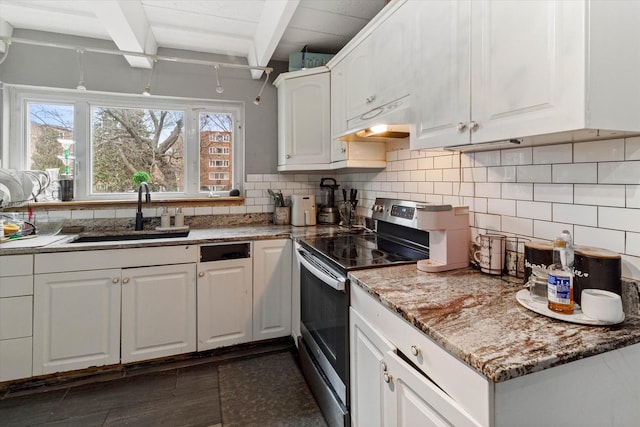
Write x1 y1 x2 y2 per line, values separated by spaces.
76 49 86 91
253 69 272 106
142 59 156 96
214 64 224 94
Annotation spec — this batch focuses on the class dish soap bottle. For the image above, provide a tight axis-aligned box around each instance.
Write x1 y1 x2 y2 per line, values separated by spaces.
174 207 184 227
547 231 574 314
160 207 171 228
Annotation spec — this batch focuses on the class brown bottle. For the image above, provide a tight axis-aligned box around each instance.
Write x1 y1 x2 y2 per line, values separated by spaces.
547 236 574 314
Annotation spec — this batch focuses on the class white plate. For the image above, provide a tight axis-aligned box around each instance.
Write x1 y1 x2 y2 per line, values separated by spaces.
515 289 625 326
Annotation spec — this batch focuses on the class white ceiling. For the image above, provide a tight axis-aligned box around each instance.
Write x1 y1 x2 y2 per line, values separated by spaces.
0 0 388 72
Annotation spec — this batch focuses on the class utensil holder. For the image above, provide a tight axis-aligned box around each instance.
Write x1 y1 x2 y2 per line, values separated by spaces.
273 206 290 225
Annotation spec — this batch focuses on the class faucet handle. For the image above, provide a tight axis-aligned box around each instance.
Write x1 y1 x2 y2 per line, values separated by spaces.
145 193 151 203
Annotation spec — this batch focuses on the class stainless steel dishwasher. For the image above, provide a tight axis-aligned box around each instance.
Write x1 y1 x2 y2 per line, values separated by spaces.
197 242 253 351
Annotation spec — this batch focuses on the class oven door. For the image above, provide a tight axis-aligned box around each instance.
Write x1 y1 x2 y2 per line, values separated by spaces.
295 242 348 404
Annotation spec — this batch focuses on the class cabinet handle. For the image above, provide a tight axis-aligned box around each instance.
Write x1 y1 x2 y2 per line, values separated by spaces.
341 148 347 153
365 95 376 104
112 277 120 284
198 272 205 277
410 345 420 356
456 122 466 132
381 361 387 372
122 278 130 284
286 154 291 159
469 121 479 131
383 372 393 383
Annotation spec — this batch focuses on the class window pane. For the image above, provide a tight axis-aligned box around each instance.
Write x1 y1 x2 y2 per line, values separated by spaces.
199 112 233 192
91 106 184 193
28 103 74 176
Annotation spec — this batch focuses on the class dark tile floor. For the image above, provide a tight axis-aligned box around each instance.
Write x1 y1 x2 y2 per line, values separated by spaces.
0 341 327 427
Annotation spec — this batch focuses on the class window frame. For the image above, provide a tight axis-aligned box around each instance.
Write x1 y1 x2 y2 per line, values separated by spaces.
4 84 245 200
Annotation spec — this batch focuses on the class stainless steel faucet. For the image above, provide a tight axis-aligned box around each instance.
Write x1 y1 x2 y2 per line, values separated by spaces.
135 182 151 231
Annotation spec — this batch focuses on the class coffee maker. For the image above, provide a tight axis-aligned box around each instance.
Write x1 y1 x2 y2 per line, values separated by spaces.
318 178 340 224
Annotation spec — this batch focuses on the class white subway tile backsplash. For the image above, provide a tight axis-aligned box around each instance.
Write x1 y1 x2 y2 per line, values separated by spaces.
246 174 262 182
467 197 487 213
501 147 533 166
425 194 444 204
533 144 572 164
488 198 516 216
574 139 625 163
417 181 434 194
461 153 474 168
475 182 501 198
474 213 501 232
397 149 412 160
463 167 487 182
425 170 443 182
410 170 426 182
442 168 461 182
386 150 398 162
502 216 533 236
553 203 597 226
417 157 434 170
194 206 213 215
488 166 516 182
626 185 640 208
625 136 640 160
386 172 398 182
398 171 411 182
599 161 640 184
391 182 405 192
71 210 93 219
625 232 640 257
552 163 596 184
212 206 231 215
403 158 418 170
502 183 533 200
534 184 573 203
575 184 625 207
574 225 625 254
456 182 475 197
434 182 453 195
516 165 551 183
599 206 640 232
434 155 453 169
517 201 551 220
533 221 573 242
621 254 640 281
94 209 117 219
474 150 501 167
405 181 418 193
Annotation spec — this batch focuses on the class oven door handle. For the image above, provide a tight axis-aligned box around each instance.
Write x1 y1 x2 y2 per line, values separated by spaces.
295 244 346 292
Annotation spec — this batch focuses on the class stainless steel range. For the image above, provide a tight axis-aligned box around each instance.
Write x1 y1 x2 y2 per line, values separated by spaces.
295 198 434 427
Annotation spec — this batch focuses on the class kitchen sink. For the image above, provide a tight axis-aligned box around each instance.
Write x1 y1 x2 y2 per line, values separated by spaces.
71 230 190 243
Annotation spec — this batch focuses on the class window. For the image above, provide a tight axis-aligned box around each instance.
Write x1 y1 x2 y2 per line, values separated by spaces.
6 85 244 199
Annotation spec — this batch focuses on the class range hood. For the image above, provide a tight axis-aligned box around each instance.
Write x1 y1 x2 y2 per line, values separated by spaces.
337 96 411 142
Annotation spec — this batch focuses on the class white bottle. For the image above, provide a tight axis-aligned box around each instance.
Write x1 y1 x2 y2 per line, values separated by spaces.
160 207 171 228
174 207 184 227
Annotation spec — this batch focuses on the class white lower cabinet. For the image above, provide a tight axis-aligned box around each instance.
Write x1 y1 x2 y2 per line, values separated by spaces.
351 284 488 427
121 263 196 363
197 257 252 350
0 254 34 381
253 239 292 340
33 269 121 375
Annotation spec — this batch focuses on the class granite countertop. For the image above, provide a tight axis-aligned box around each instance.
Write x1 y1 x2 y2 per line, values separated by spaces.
0 224 341 255
348 264 640 383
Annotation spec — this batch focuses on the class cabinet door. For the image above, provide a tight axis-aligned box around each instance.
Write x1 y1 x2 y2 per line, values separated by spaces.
470 0 585 143
344 36 374 120
350 308 394 427
383 350 480 427
0 337 32 381
331 62 348 139
121 264 196 363
411 0 471 150
277 72 331 169
33 269 121 375
253 239 292 340
197 258 252 350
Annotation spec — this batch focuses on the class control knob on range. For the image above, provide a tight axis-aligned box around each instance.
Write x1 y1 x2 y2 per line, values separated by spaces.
373 204 384 213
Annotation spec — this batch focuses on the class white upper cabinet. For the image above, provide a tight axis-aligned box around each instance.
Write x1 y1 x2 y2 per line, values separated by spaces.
275 69 331 171
411 0 640 150
334 0 413 130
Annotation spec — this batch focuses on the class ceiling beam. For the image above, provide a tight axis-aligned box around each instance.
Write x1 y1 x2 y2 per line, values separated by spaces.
248 0 299 79
90 0 157 68
0 18 13 53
